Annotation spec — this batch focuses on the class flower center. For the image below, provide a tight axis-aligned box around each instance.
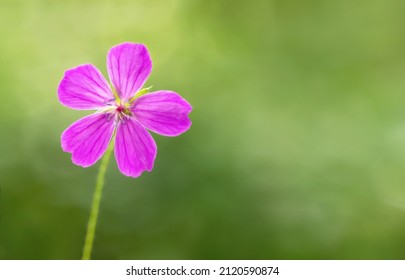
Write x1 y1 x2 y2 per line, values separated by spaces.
103 101 132 124
115 103 132 120
104 86 152 124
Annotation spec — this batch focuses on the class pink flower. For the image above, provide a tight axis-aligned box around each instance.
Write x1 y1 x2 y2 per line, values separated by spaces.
58 43 192 178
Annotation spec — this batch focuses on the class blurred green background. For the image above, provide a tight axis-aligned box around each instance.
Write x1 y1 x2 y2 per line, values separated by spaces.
1 0 405 259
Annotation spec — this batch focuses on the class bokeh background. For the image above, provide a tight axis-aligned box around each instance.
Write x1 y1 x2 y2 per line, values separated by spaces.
1 0 405 259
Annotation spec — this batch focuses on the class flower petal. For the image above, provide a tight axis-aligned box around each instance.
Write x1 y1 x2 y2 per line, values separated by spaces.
58 64 113 110
115 118 157 178
132 91 192 136
107 43 152 101
62 113 115 167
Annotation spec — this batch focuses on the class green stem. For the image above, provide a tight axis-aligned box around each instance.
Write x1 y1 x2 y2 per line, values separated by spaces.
82 140 114 260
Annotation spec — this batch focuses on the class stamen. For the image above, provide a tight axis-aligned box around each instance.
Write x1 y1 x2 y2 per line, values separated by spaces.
103 98 116 106
105 112 114 122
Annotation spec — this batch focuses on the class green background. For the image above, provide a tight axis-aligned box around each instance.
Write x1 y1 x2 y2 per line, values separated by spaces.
1 0 405 259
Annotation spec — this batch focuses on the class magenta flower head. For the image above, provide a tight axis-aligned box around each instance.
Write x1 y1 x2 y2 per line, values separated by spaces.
58 43 192 178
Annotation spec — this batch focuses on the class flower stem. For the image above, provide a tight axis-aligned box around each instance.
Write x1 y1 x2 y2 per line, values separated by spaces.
82 140 114 260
